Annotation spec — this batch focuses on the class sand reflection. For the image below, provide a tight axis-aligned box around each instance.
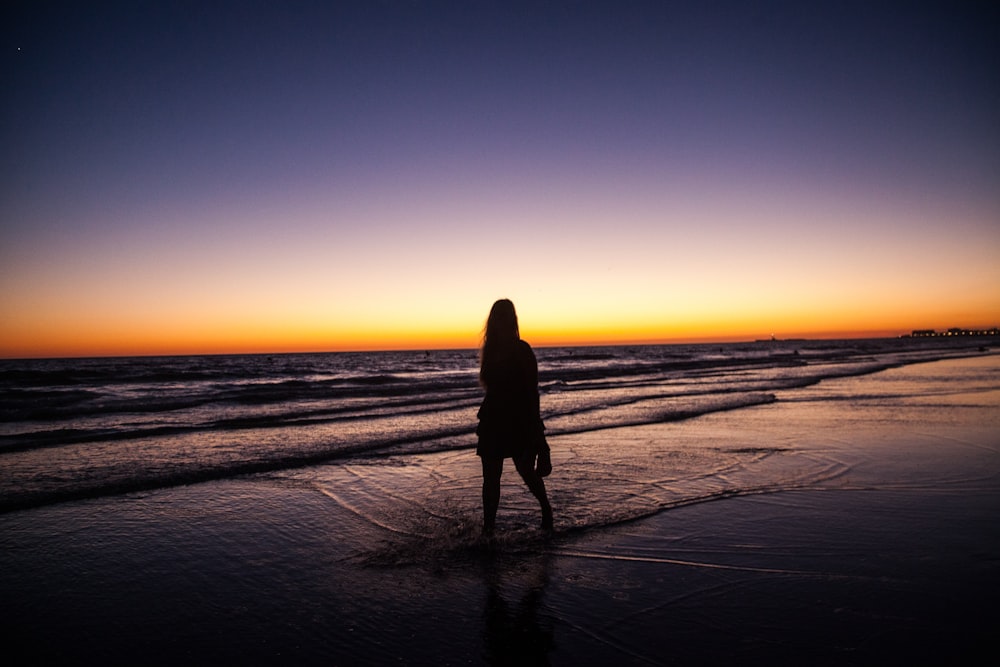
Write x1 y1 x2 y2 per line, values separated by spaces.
481 552 555 665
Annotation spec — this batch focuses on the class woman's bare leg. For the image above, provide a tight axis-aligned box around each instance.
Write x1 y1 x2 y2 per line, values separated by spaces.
481 456 503 536
514 453 553 531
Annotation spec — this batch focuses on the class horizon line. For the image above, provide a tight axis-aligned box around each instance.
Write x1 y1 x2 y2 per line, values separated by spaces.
4 328 998 361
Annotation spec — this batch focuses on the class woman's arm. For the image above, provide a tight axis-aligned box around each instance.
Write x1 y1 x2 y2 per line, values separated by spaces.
518 340 541 417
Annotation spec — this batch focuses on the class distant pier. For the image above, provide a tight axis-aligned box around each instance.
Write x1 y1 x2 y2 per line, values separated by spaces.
906 327 999 338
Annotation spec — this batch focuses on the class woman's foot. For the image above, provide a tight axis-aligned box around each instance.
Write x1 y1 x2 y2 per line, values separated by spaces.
541 505 553 532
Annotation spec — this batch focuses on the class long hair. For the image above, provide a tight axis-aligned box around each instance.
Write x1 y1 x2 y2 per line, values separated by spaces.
480 299 519 385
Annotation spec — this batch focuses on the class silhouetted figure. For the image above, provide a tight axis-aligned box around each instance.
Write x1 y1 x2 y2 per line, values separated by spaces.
476 299 553 536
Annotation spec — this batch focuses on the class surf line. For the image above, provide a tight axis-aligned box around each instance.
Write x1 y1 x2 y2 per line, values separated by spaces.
314 485 433 538
551 548 854 578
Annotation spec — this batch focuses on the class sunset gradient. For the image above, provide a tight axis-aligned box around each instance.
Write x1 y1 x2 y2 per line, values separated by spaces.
2 1 998 358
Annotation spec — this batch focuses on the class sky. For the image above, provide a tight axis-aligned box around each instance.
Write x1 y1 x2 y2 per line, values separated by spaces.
2 1 998 357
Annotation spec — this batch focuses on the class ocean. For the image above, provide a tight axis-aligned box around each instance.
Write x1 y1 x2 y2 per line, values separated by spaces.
2 337 998 664
1 336 994 518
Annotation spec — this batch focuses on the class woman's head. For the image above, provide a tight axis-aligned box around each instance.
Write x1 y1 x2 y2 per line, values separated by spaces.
484 299 519 346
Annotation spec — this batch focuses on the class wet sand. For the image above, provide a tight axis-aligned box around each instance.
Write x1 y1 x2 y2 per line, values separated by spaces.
2 356 998 665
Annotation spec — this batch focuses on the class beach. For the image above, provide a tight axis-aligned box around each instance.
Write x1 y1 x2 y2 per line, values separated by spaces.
2 353 998 665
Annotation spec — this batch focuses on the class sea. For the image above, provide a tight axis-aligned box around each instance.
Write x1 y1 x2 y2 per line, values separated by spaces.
3 336 999 665
1 336 995 518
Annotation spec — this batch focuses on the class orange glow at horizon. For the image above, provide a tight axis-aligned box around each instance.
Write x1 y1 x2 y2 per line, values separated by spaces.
3 213 998 358
3 292 998 358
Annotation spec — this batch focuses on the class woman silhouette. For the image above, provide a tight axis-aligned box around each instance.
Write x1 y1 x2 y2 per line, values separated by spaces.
476 299 553 536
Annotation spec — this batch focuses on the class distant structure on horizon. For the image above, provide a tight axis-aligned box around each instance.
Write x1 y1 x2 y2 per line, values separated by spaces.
906 327 999 338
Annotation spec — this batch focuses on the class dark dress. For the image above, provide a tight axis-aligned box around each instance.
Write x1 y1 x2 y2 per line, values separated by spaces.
476 339 546 459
